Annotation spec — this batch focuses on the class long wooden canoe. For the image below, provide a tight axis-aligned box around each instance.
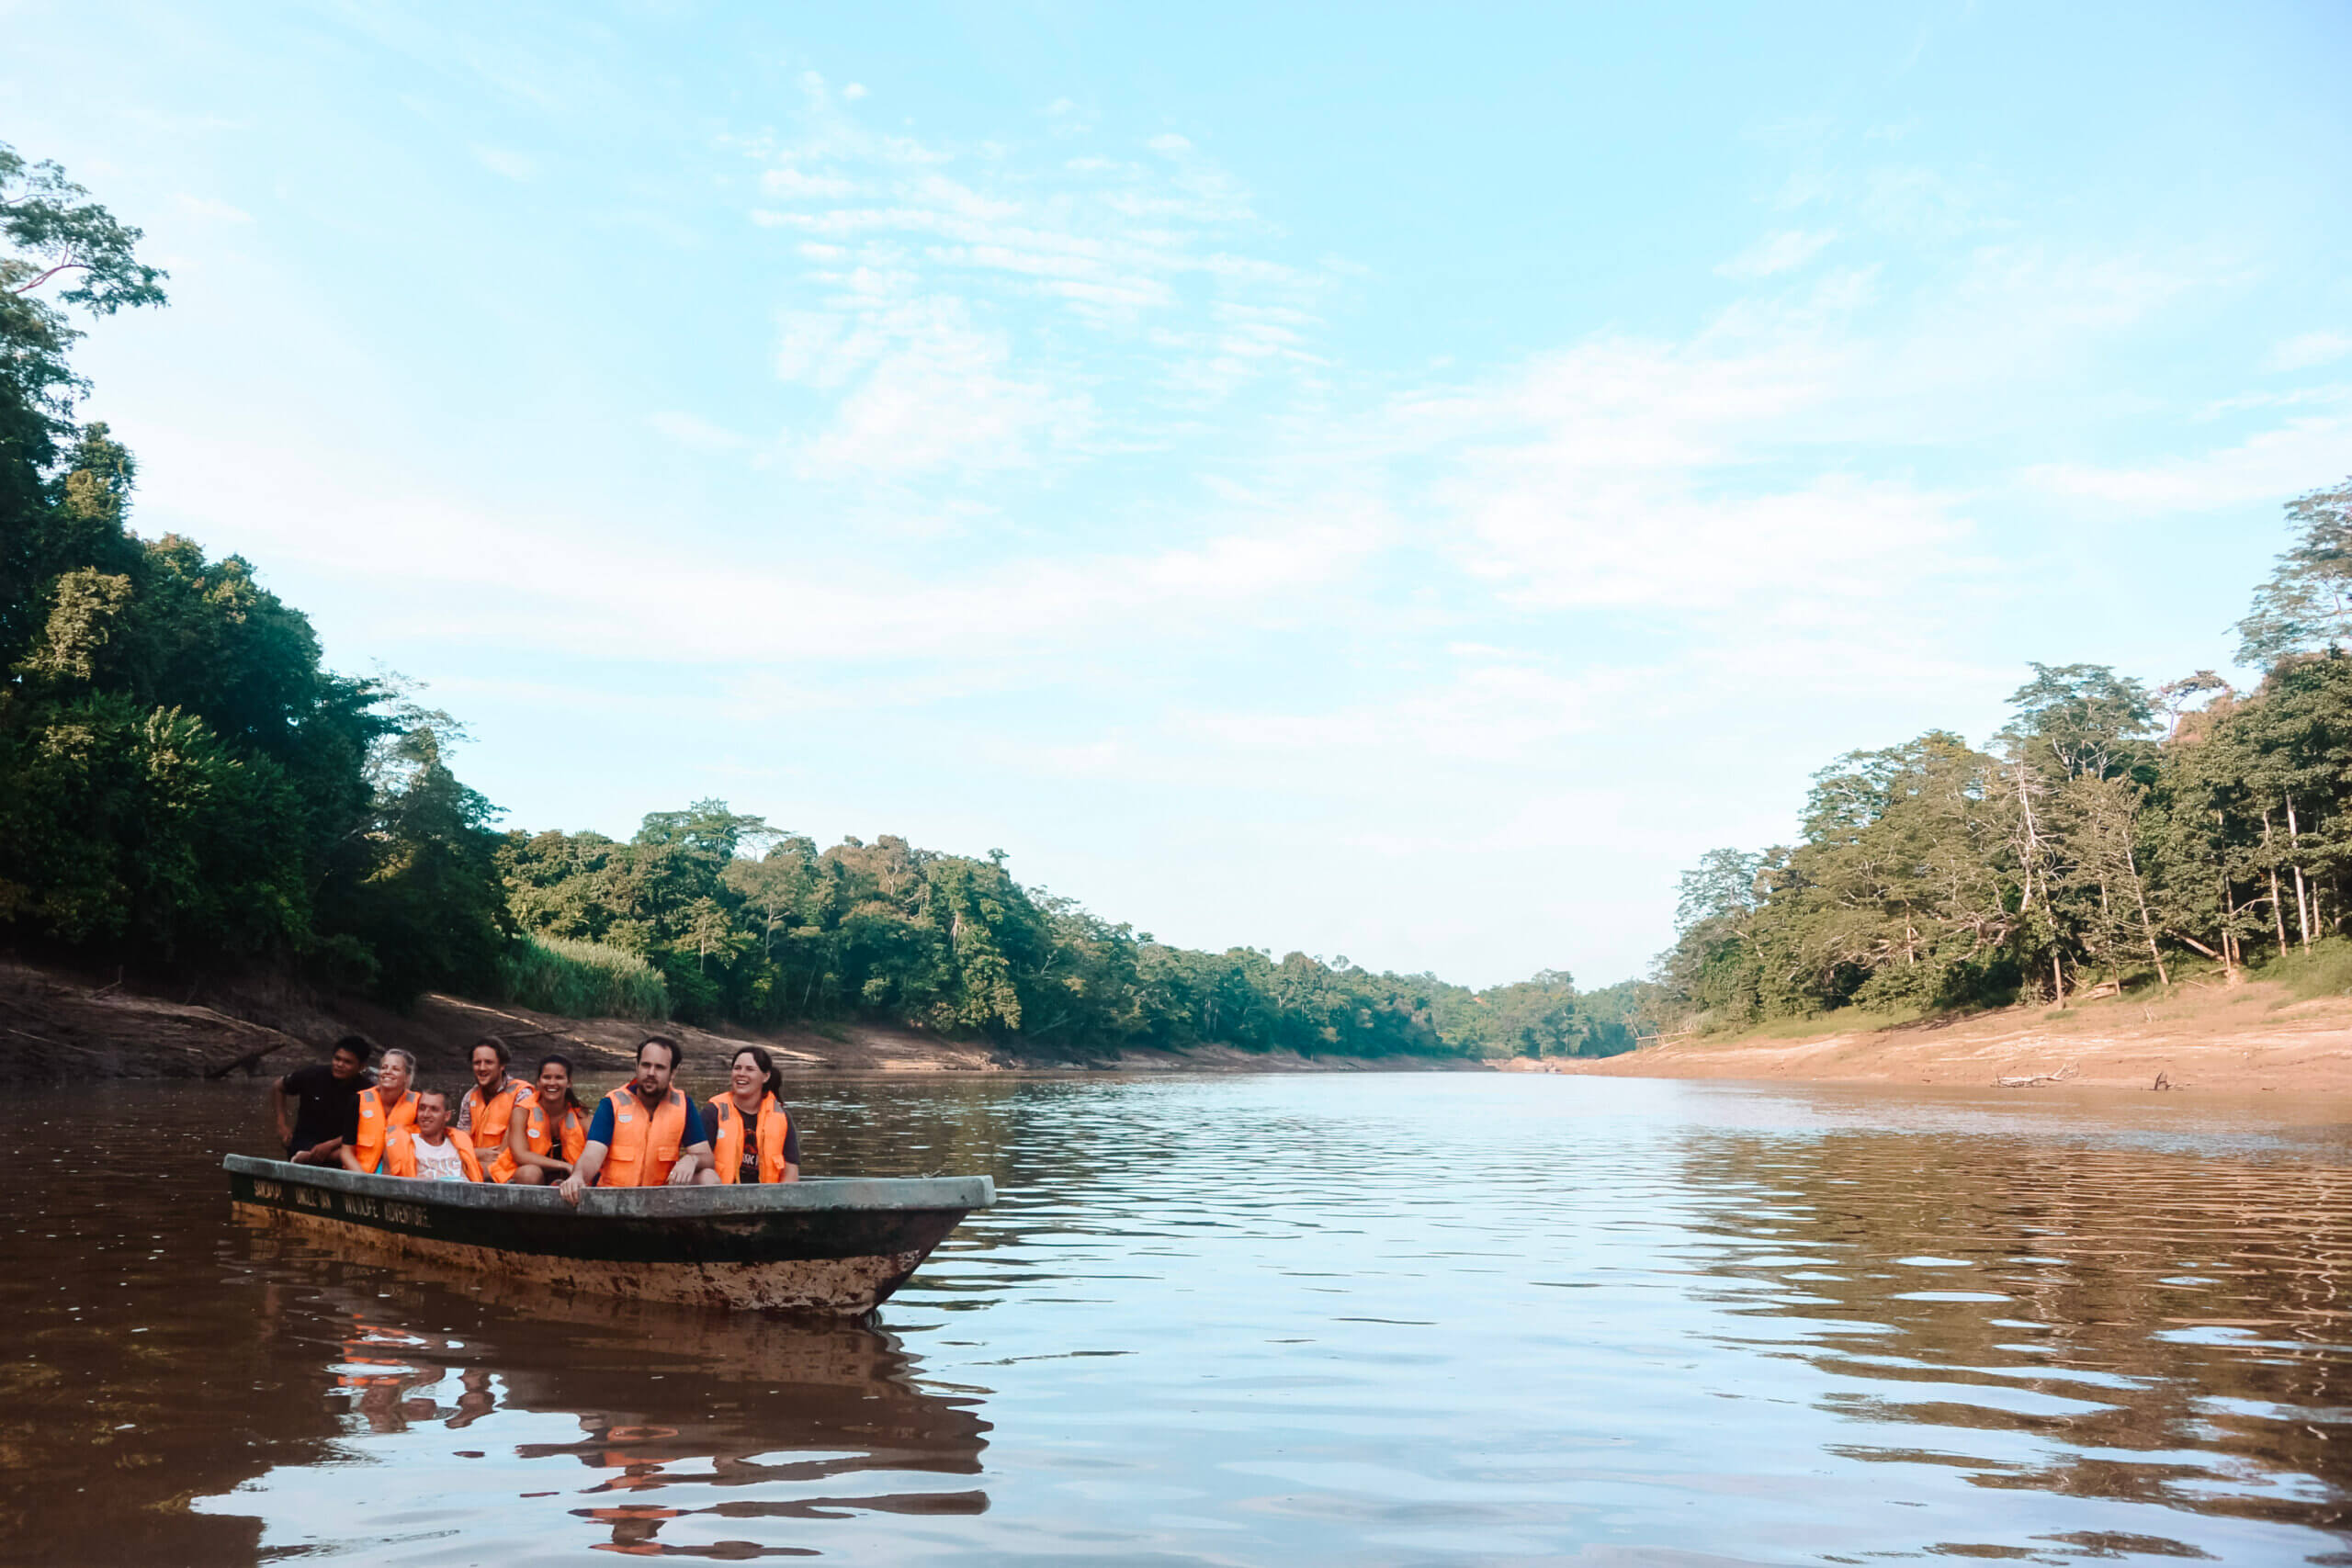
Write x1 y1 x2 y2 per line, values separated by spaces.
224 1154 993 1314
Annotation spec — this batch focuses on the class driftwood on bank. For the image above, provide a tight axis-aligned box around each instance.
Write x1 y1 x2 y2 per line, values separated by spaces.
1996 1063 2079 1089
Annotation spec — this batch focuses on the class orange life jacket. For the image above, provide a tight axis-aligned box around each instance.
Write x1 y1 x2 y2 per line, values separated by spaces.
706 1093 792 1183
463 1077 531 1179
352 1087 418 1174
336 1317 431 1390
385 1124 482 1181
597 1086 689 1188
488 1096 588 1182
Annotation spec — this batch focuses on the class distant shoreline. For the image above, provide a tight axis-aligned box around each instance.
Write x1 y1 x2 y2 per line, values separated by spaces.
1514 978 2352 1097
0 958 1490 1086
66 946 2352 1096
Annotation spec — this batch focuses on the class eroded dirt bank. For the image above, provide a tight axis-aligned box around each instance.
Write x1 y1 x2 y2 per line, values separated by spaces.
0 959 1484 1085
1518 977 2352 1095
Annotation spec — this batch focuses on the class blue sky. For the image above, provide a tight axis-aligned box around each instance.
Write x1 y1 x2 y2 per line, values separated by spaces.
6 1 2349 987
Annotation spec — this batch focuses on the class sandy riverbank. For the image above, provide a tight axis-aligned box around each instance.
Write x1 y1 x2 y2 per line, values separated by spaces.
0 958 1483 1084
1514 974 2352 1096
25 953 2352 1095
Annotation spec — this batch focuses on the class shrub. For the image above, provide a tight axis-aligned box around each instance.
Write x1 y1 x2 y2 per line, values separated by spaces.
498 933 670 1021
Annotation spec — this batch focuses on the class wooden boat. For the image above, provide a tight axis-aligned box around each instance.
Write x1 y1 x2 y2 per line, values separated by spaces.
224 1153 993 1315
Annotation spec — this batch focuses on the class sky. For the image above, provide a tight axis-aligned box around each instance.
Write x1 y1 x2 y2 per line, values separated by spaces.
5 1 2349 989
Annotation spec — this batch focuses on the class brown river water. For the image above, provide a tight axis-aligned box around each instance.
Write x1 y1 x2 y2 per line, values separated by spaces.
2 1074 2349 1565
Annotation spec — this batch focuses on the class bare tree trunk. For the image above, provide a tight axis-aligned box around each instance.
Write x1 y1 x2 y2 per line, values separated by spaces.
2121 831 2171 987
2265 811 2290 953
2014 759 2043 911
2287 795 2313 950
2214 810 2242 982
2222 873 2245 982
2098 880 2124 991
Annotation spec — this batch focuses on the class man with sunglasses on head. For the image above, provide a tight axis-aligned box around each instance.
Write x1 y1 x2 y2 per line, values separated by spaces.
557 1036 716 1205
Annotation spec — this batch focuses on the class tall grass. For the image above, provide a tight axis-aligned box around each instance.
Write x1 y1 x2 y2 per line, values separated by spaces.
1714 1005 1931 1042
497 934 671 1021
2255 936 2352 1002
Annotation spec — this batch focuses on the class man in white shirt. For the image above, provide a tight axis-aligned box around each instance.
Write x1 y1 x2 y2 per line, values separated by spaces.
387 1089 484 1181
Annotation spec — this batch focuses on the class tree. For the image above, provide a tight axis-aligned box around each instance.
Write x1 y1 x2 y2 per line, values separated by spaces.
0 144 168 311
0 143 513 1004
3 138 167 672
345 724 511 999
2057 773 2170 989
2236 478 2352 667
2001 662 2157 782
1676 848 1767 933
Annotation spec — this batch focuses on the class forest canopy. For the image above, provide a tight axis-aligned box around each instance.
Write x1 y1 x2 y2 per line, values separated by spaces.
0 142 1618 1063
494 810 1627 1058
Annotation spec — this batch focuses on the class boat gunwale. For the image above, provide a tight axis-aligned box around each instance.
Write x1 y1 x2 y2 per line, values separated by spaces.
223 1154 993 1219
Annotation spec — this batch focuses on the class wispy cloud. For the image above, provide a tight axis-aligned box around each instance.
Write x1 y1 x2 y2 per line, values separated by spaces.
730 95 1326 491
649 411 754 453
1383 304 1990 633
129 419 1380 665
2030 412 2352 511
172 194 251 223
1716 229 1836 278
2269 332 2352 372
471 145 537 180
778 289 1094 479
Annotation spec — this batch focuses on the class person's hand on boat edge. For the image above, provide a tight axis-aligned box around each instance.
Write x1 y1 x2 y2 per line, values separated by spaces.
556 1171 586 1206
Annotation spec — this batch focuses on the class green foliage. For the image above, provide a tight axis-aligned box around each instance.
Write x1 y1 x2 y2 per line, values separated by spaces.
2 142 166 672
1572 979 1662 1045
0 144 168 316
337 725 512 1001
498 933 671 1021
496 816 1604 1056
2000 662 2158 781
0 435 510 995
0 143 508 1003
0 693 307 955
2236 479 2352 666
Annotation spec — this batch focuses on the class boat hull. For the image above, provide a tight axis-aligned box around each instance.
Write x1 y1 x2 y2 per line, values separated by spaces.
225 1156 991 1314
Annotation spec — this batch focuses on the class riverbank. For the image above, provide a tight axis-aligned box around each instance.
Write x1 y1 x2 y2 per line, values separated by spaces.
0 958 1483 1084
1516 974 2352 1094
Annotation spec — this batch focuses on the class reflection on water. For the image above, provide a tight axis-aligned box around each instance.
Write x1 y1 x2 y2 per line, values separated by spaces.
212 1253 987 1559
1676 1131 2352 1555
1 1076 2349 1563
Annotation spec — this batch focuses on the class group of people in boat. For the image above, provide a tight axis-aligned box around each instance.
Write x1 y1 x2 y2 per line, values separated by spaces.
270 1033 799 1201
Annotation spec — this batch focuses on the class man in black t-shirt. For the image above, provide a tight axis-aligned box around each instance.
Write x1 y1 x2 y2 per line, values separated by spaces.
273 1036 376 1164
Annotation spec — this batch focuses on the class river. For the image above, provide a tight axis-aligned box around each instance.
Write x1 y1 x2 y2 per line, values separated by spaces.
2 1073 2347 1563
